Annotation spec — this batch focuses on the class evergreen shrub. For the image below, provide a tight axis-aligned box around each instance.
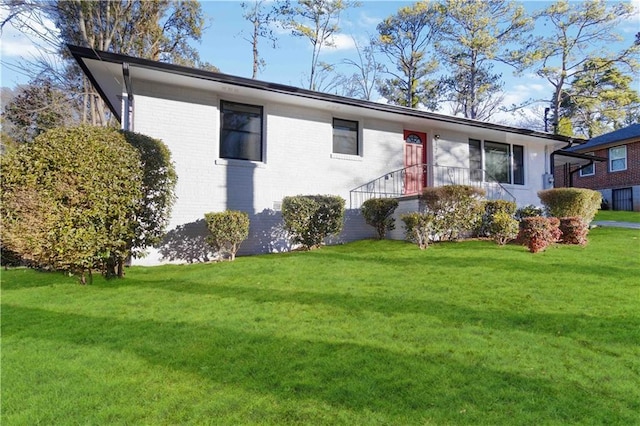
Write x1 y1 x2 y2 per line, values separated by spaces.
204 210 250 261
361 198 399 239
538 188 602 224
281 195 345 250
420 185 485 241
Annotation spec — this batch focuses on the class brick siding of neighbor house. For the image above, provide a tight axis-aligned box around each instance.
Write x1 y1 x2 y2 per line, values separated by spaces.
572 142 640 189
554 141 640 211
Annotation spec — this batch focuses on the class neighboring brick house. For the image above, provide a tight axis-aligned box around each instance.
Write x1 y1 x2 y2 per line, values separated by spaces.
553 124 640 211
71 45 576 265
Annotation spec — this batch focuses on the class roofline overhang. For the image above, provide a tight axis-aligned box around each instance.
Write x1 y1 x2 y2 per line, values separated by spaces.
552 150 608 162
68 44 583 144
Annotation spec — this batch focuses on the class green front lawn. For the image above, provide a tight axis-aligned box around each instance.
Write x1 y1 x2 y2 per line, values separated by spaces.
595 210 640 223
2 227 639 425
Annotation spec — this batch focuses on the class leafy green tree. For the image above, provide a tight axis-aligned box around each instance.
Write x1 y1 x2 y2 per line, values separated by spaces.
1 126 142 283
512 0 638 135
2 77 73 143
561 59 640 137
375 1 443 109
279 0 360 91
436 0 532 120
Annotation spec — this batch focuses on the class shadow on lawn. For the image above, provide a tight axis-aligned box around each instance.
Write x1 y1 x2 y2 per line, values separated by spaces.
126 281 640 347
3 304 636 423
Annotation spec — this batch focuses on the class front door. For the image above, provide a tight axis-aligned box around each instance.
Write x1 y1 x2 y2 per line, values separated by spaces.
404 130 427 195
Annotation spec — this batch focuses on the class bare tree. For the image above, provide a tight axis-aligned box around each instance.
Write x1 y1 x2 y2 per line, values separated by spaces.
341 36 383 100
240 0 279 79
279 0 359 91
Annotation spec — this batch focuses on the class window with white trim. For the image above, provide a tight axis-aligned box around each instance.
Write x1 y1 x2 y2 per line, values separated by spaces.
580 152 595 176
220 100 263 162
469 139 524 185
609 145 627 172
333 118 359 155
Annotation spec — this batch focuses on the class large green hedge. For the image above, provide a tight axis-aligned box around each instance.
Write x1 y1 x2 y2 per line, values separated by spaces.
1 126 142 282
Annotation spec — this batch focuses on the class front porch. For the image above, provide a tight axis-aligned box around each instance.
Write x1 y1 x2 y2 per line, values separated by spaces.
349 164 516 209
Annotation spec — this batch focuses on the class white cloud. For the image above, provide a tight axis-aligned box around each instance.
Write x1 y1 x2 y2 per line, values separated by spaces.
0 6 59 58
325 33 357 51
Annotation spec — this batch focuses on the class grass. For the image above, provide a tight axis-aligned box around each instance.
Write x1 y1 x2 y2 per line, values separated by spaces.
2 227 639 425
594 209 640 223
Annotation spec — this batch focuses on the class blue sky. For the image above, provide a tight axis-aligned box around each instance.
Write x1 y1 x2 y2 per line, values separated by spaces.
1 0 638 124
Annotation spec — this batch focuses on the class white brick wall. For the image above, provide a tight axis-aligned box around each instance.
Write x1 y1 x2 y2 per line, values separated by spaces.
128 80 559 265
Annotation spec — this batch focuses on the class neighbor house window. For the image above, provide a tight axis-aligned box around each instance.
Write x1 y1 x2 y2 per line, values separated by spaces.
468 139 524 185
580 152 595 176
220 100 263 161
333 118 359 155
609 145 627 172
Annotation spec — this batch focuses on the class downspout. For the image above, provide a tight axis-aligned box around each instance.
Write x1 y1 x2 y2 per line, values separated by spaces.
549 138 575 185
122 62 133 131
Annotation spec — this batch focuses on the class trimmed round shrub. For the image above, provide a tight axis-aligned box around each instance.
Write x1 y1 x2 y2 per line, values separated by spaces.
538 188 602 224
490 212 519 245
361 198 399 239
204 210 250 261
401 212 435 249
281 195 345 250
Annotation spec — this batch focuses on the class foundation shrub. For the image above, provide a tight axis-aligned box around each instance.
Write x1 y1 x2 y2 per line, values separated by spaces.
490 212 520 245
281 195 345 250
515 204 544 221
559 217 589 245
361 198 399 239
401 212 435 249
538 188 602 224
420 185 485 241
519 217 562 253
479 200 517 236
204 211 250 261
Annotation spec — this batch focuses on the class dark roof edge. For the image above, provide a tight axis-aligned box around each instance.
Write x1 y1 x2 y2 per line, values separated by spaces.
553 150 608 162
70 45 122 121
67 44 581 144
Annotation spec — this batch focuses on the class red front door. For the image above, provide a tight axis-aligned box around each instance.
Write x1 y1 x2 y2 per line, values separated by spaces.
404 130 426 195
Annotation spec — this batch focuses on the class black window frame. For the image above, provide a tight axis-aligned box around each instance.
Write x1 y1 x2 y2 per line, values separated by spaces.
219 100 264 162
332 118 360 156
468 139 525 185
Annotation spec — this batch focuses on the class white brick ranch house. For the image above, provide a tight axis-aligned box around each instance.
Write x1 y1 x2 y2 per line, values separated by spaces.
70 45 574 265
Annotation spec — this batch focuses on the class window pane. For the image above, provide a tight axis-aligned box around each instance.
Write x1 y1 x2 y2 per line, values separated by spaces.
580 152 595 176
469 139 482 182
484 141 510 184
513 145 524 185
581 162 594 176
609 146 627 171
611 158 626 171
220 101 263 161
333 118 359 155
